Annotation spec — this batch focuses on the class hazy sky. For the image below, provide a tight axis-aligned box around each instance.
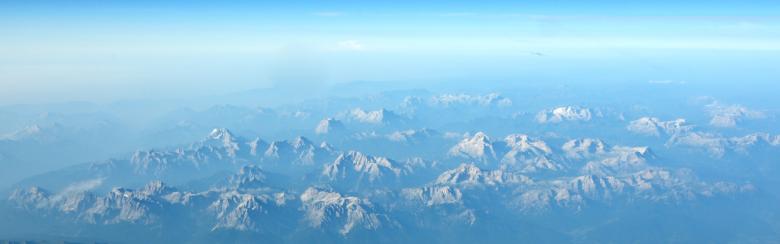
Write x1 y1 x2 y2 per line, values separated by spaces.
2 1 779 104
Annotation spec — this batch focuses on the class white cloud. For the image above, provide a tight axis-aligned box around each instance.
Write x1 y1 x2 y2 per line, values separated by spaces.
48 178 105 203
337 40 365 51
61 178 104 194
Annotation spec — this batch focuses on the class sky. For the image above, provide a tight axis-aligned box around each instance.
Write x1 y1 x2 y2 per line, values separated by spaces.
1 0 779 104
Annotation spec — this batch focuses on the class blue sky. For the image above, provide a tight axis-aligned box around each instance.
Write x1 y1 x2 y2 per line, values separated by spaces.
1 1 779 104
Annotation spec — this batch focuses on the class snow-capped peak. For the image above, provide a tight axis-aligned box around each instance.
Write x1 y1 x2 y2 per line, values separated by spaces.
263 136 335 166
206 128 240 156
536 106 593 123
706 102 764 128
319 141 336 151
291 136 314 149
499 134 562 172
386 128 438 142
448 132 497 163
299 187 383 235
562 138 607 159
1 123 65 141
208 128 234 141
429 93 513 107
627 117 691 137
348 108 401 124
140 180 173 196
434 163 531 186
322 151 404 183
503 134 552 155
315 118 346 135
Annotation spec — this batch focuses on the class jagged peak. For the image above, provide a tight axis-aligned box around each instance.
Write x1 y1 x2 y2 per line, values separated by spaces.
291 136 314 149
612 146 654 158
10 186 50 200
387 128 439 142
319 141 336 151
300 187 347 204
208 128 234 141
402 185 463 206
200 128 242 156
247 137 267 146
448 132 497 162
562 138 608 158
333 150 395 170
325 151 402 180
435 163 531 186
299 187 381 235
436 163 483 183
537 106 593 123
141 180 173 196
504 134 552 154
229 165 267 188
627 117 692 136
315 117 346 134
209 190 275 232
247 137 268 156
471 131 490 141
334 151 394 166
266 136 316 152
348 107 401 124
